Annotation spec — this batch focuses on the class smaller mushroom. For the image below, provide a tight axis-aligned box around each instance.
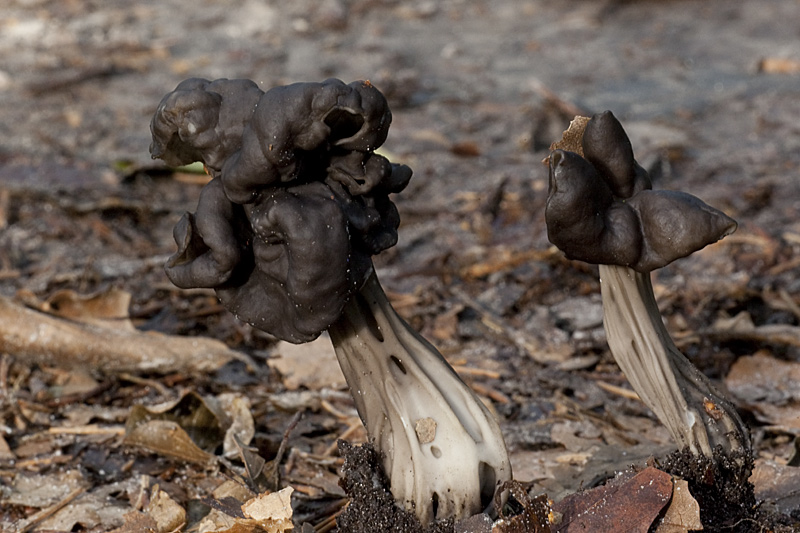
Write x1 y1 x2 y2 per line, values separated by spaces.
545 111 749 457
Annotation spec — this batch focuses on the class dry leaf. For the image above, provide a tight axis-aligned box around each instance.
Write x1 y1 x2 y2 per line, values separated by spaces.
218 393 256 458
553 467 672 533
725 351 800 429
706 310 800 349
43 288 135 330
108 511 159 533
493 480 552 533
241 486 294 522
2 469 86 508
726 351 800 403
751 459 800 515
123 392 225 465
146 485 186 533
124 419 215 465
0 434 15 460
197 487 295 533
653 479 703 532
267 333 345 390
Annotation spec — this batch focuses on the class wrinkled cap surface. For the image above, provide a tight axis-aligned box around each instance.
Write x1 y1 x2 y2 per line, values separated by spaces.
546 111 737 272
150 78 263 172
157 78 410 342
219 78 394 204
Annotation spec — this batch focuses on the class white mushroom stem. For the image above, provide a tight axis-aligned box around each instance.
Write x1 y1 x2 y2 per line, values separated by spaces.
599 264 750 457
328 270 511 524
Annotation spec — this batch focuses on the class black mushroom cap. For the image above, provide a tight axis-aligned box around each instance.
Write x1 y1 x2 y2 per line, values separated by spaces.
546 111 737 273
216 181 361 343
220 78 394 204
150 78 263 172
156 78 410 343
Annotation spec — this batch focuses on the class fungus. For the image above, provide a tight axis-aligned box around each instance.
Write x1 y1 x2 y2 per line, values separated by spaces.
545 111 750 457
151 78 511 524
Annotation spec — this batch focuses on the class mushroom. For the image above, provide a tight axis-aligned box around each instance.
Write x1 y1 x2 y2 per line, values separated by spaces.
151 78 511 524
545 111 750 457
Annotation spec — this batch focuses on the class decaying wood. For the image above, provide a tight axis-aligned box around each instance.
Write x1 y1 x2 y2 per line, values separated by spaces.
0 295 243 374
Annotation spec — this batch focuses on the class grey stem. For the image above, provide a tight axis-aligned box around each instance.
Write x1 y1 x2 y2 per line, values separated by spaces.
328 270 511 524
599 264 750 457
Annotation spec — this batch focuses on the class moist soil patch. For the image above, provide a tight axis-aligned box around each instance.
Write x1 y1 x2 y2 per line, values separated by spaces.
661 447 798 533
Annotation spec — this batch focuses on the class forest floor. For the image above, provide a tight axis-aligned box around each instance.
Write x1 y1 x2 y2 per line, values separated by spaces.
1 0 800 531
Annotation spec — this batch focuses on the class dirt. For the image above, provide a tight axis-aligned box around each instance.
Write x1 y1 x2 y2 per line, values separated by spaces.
2 0 800 532
337 441 454 533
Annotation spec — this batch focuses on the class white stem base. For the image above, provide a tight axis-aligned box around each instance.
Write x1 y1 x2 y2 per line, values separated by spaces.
599 264 749 457
328 272 511 524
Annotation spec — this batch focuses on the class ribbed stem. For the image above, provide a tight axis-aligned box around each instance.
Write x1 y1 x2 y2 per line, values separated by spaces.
599 264 749 457
328 271 511 524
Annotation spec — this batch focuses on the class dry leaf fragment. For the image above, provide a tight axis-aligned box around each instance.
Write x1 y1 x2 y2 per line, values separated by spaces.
42 287 135 330
751 459 800 515
124 419 215 465
493 480 552 533
653 479 703 532
146 485 186 533
197 487 294 533
725 351 800 429
241 486 294 522
552 467 672 533
267 333 345 390
725 351 800 404
123 392 226 465
218 393 256 458
108 511 159 533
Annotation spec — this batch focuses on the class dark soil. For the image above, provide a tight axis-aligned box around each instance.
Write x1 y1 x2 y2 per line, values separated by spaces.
337 441 454 533
660 447 796 533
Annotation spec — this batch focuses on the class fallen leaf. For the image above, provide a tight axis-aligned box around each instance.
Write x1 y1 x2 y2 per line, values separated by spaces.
146 485 186 533
123 392 225 465
218 393 256 458
0 434 15 460
35 479 139 532
107 511 159 533
267 333 345 390
725 351 800 403
43 287 135 330
705 311 800 349
2 469 86 508
751 459 800 516
241 486 293 522
552 467 672 533
653 479 703 532
124 419 215 465
196 487 295 533
493 480 552 533
725 351 800 429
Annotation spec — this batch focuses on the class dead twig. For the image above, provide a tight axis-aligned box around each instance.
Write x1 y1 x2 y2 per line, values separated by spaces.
595 380 642 402
17 486 85 532
323 418 365 456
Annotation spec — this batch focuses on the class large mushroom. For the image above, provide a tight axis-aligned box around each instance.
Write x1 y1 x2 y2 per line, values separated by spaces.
151 78 511 524
545 111 750 458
